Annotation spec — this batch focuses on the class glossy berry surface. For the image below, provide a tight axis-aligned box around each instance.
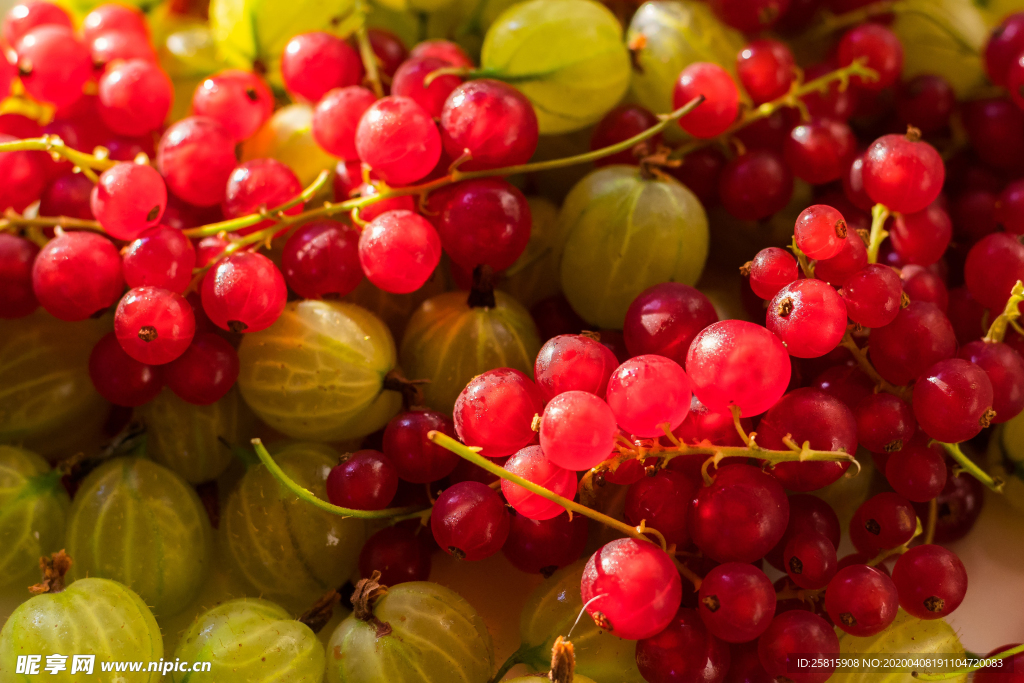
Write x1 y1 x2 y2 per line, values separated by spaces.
356 96 441 186
427 178 531 271
885 435 947 503
281 220 362 299
913 358 994 444
784 118 856 185
192 69 274 142
358 522 432 586
767 279 847 359
164 332 239 405
392 57 462 118
698 562 776 643
122 226 195 294
623 283 718 366
840 263 903 329
431 481 509 561
590 104 661 167
756 388 856 491
824 564 899 636
326 450 399 510
96 59 173 137
156 116 237 207
862 132 945 214
837 24 903 90
91 162 167 241
850 492 916 555
281 32 362 102
15 25 91 107
687 320 792 417
869 301 956 386
784 531 837 590
539 390 617 470
439 79 539 171
454 368 545 459
689 464 789 563
855 392 915 453
533 334 619 399
736 39 795 105
200 251 287 333
32 231 123 321
312 86 378 160
718 150 794 221
383 409 459 483
891 544 968 619
501 445 577 520
959 340 1024 424
794 204 848 261
606 355 691 438
673 62 740 139
964 232 1024 310
580 538 683 640
746 247 798 300
358 210 442 294
114 286 195 365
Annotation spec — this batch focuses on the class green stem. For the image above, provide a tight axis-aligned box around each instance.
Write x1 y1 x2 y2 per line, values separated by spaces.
805 0 979 56
670 60 878 160
913 643 1024 681
250 439 429 519
190 95 707 240
939 442 1004 493
0 136 117 172
183 170 331 239
353 0 384 98
428 431 655 543
866 203 890 264
789 237 815 279
487 642 546 683
839 329 911 400
0 210 103 234
983 280 1024 344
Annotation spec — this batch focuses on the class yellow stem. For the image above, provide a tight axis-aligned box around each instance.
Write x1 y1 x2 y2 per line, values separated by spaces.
866 203 890 264
983 281 1024 344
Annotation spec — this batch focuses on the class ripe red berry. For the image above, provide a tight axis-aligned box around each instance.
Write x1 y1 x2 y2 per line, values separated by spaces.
590 104 661 167
869 301 956 386
758 611 839 683
192 69 274 142
164 332 239 405
673 62 740 139
15 25 91 107
533 334 619 400
281 31 362 102
439 80 539 171
623 283 719 365
825 564 899 636
82 4 148 44
794 204 849 260
326 449 399 511
356 96 441 186
837 24 904 90
964 232 1024 311
454 368 545 459
357 210 442 295
767 279 848 359
157 116 238 207
746 247 799 300
784 118 857 185
3 1 71 46
91 162 167 241
501 445 577 520
431 481 510 561
89 331 164 407
686 320 792 417
984 12 1024 86
581 538 683 640
891 544 967 619
113 286 195 365
862 132 945 214
736 39 795 105
383 409 460 483
606 355 692 438
913 358 995 443
698 562 777 642
200 251 287 333
840 264 903 329
32 231 124 321
97 59 173 136
312 86 378 160
719 150 794 221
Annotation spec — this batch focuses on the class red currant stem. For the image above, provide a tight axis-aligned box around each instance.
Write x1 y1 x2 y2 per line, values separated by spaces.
937 441 1005 492
913 643 1024 681
249 438 429 519
924 497 938 545
182 95 708 243
839 329 912 400
0 134 118 172
982 280 1024 344
728 405 754 447
805 0 979 56
866 202 891 264
669 59 878 161
352 0 384 98
788 237 815 279
775 583 823 603
867 515 923 566
487 642 548 683
426 430 674 548
0 208 103 234
183 169 331 239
